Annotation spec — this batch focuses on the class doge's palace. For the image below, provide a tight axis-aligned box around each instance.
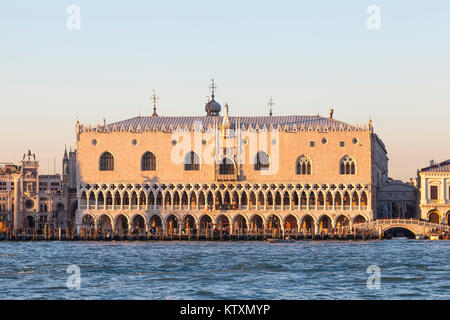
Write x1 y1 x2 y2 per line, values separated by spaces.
75 82 389 237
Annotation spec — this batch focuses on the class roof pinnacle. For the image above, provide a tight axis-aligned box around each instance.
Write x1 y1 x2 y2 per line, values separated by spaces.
268 97 275 117
151 89 159 117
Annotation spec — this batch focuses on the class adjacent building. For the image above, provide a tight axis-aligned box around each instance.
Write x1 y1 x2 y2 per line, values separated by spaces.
417 159 450 225
0 149 77 232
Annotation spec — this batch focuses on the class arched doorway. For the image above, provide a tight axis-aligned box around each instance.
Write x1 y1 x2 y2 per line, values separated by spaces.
148 215 162 235
131 214 146 236
200 215 213 237
353 215 367 225
184 214 196 235
267 214 282 238
233 214 248 235
216 215 230 235
98 215 113 234
301 215 314 235
166 214 178 236
115 214 129 237
285 215 298 234
81 214 95 231
428 210 440 224
250 214 264 235
336 215 350 234
318 215 332 234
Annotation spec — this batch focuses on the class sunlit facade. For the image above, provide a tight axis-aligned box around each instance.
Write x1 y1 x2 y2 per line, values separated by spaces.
75 89 389 237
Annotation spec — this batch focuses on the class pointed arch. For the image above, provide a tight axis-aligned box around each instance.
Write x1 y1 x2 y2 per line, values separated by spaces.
181 191 188 208
360 191 368 209
318 214 333 234
232 191 239 209
240 192 248 207
295 155 312 175
300 214 316 235
352 192 359 208
317 191 324 209
198 191 206 207
339 155 356 175
292 191 299 206
141 151 157 171
99 151 115 171
300 191 307 209
343 191 350 210
334 192 342 208
189 192 197 208
139 191 146 207
233 214 248 233
164 191 172 206
148 191 155 207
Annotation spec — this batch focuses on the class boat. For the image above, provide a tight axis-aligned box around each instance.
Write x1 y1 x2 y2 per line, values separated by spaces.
430 235 440 241
415 234 424 240
266 238 295 243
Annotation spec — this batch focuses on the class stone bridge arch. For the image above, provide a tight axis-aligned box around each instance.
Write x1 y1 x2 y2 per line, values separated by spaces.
380 224 419 236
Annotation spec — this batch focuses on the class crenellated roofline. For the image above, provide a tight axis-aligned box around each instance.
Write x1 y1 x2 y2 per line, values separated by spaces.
77 115 372 136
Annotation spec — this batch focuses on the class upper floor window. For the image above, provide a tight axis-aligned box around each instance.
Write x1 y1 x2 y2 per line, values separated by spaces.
184 151 200 171
99 152 114 171
339 155 356 175
254 151 270 171
141 152 157 171
296 155 312 175
430 186 438 200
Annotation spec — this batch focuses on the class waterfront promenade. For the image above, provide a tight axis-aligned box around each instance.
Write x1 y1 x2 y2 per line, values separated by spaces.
2 219 449 241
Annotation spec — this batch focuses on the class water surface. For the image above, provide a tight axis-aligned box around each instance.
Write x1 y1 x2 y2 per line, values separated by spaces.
0 240 448 299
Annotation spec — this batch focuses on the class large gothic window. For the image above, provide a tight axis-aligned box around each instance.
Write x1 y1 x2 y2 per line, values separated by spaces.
184 151 200 171
141 152 157 171
295 155 312 175
219 157 235 175
339 155 356 175
254 151 270 171
99 152 114 171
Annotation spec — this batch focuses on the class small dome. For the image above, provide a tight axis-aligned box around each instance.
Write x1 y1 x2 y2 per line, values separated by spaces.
205 98 221 116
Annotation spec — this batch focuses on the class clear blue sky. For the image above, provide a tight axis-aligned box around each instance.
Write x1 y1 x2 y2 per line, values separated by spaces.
1 0 449 179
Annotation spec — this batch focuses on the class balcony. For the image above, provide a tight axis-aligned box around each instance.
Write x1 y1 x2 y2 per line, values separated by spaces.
215 163 237 181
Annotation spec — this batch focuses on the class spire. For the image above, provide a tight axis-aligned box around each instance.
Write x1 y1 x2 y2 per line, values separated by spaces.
205 79 221 116
64 145 68 160
268 97 274 117
209 79 217 100
151 89 159 117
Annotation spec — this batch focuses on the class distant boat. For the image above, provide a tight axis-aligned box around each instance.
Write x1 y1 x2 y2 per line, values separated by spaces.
415 234 424 240
266 238 295 243
430 235 439 241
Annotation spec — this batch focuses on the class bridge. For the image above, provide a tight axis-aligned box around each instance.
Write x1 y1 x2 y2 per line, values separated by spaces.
353 219 450 238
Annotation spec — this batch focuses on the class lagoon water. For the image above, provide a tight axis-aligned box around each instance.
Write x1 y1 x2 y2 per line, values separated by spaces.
0 240 448 300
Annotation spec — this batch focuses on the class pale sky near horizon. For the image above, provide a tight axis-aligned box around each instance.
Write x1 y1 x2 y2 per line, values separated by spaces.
1 1 449 180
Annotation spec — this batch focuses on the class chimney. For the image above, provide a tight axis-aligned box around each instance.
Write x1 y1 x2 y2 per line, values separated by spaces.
430 160 435 166
329 108 334 119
